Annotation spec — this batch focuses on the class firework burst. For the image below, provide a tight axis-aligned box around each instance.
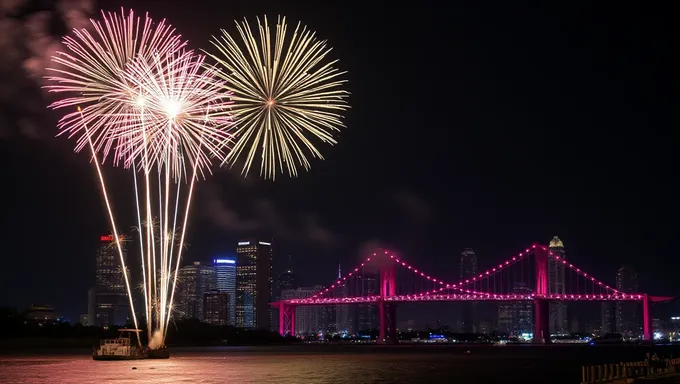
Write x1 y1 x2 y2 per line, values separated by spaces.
45 8 185 168
46 9 232 349
123 49 233 178
208 15 350 179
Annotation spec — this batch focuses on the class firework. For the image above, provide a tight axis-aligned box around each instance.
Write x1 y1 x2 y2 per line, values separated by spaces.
46 8 185 168
46 9 232 350
208 15 350 179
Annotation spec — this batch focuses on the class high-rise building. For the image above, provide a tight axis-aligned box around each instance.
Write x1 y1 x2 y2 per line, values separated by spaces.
281 286 323 334
616 265 640 338
497 282 533 336
87 288 95 326
460 248 478 333
548 236 568 334
278 269 297 295
94 235 130 327
601 302 616 334
511 283 533 335
213 257 236 326
498 303 513 334
203 290 230 326
335 264 352 333
355 273 378 331
176 262 217 321
236 239 273 329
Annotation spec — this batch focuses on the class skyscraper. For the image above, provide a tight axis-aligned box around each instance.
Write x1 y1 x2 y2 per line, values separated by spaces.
511 282 533 336
497 282 533 336
278 269 297 295
548 236 568 334
616 265 640 338
601 301 616 334
355 273 378 331
274 264 297 333
460 248 478 333
236 239 273 329
203 290 230 326
94 235 130 327
213 257 236 326
176 262 217 321
335 264 351 333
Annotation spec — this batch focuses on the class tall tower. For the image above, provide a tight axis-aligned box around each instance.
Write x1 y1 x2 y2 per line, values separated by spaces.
335 263 351 333
460 248 478 333
548 236 568 334
213 257 236 326
616 265 640 338
94 235 130 327
235 239 273 329
176 262 217 321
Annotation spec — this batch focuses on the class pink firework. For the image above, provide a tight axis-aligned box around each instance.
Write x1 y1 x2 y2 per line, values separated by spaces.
45 8 186 167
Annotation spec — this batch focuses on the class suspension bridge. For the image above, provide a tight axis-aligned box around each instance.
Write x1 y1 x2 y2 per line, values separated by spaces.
271 243 673 343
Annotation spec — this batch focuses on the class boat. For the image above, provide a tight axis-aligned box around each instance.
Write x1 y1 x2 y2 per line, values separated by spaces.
147 345 170 359
93 329 147 360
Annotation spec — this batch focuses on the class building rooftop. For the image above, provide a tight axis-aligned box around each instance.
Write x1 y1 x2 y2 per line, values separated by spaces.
549 236 564 248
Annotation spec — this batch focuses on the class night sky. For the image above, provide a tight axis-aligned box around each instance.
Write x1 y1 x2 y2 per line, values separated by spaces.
0 1 675 323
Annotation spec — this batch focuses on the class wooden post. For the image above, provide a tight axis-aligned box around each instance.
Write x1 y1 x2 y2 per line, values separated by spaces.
582 366 587 384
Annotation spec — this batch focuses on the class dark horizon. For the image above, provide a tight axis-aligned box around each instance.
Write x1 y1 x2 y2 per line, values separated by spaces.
0 1 675 323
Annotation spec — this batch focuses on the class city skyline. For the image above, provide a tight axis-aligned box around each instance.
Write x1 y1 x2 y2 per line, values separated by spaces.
76 234 660 335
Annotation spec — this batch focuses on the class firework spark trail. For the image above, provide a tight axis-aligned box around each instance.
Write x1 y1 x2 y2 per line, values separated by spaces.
208 15 350 180
47 9 232 349
123 48 233 341
77 106 141 346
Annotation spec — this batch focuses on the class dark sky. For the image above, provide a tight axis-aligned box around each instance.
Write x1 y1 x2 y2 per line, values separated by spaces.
0 1 676 323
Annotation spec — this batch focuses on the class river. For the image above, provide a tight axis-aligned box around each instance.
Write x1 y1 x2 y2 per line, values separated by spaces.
0 344 677 383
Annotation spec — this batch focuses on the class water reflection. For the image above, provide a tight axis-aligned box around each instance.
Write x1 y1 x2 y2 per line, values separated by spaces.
0 346 656 384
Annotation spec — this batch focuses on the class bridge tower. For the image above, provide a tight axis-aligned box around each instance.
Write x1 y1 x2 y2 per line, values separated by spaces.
379 258 398 344
643 294 652 341
533 246 551 344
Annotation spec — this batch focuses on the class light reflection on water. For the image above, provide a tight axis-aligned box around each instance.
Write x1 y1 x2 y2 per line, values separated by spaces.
0 346 648 383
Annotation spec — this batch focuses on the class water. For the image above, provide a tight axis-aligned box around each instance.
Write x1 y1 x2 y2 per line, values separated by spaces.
0 345 676 383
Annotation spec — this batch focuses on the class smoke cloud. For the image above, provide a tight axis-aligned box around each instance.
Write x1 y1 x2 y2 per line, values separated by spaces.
0 0 94 138
201 182 340 249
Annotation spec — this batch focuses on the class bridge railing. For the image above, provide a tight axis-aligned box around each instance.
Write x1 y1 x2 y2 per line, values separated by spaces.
581 358 680 383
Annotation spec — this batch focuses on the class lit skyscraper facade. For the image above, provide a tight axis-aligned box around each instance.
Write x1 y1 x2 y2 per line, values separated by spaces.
616 265 640 337
355 273 378 331
511 282 533 335
213 257 236 326
548 236 568 334
497 282 533 336
94 235 129 327
460 248 478 333
176 262 217 321
236 239 273 330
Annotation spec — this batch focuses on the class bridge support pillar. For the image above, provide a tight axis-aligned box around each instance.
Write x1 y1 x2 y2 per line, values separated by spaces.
533 245 551 344
379 300 397 344
643 294 652 341
379 257 397 344
277 302 295 337
533 299 551 344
